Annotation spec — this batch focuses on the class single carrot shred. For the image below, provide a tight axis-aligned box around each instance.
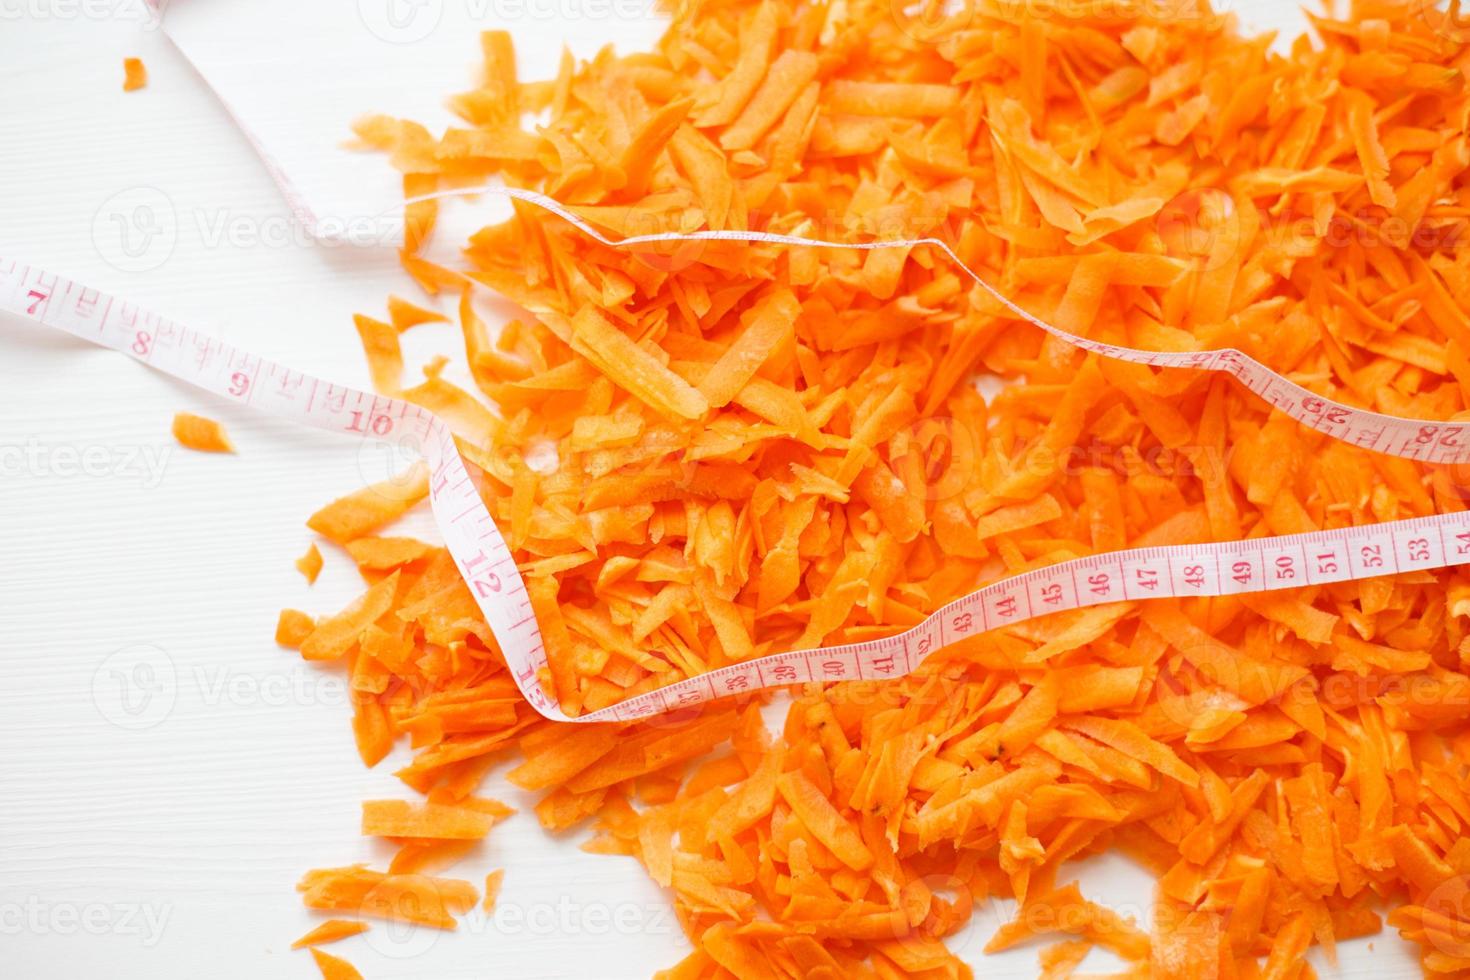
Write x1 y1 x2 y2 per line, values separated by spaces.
171 412 233 453
387 295 449 332
122 57 146 92
482 869 504 913
308 947 363 980
361 798 512 840
295 543 324 585
291 919 368 949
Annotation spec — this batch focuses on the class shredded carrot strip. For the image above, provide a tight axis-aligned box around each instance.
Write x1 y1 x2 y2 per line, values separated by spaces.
171 412 233 453
360 798 512 840
291 920 368 949
122 57 146 92
482 869 504 913
297 865 478 929
308 948 363 980
296 543 324 585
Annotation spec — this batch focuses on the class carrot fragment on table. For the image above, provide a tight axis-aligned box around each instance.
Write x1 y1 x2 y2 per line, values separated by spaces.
482 870 504 913
306 463 430 545
295 543 324 584
361 798 512 840
297 865 478 929
291 920 368 949
122 57 146 91
387 295 449 332
344 536 435 570
353 314 403 394
308 948 363 980
171 412 233 453
299 571 400 662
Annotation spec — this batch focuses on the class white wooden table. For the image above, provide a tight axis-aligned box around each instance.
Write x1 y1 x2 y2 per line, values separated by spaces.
0 1 1423 976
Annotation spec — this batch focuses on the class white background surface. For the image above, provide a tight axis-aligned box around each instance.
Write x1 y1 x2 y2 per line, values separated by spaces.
0 1 1423 977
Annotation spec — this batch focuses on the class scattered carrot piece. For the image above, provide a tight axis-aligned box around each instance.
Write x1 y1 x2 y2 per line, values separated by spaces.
387 295 449 332
171 412 233 453
291 920 368 949
308 948 362 980
306 462 429 544
297 865 477 929
361 798 512 840
122 57 146 92
295 543 324 585
482 870 504 913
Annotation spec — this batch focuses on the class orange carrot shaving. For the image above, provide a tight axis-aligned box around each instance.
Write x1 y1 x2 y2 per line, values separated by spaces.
291 920 368 949
171 412 233 453
353 314 403 393
386 295 449 332
482 869 504 913
360 798 512 840
296 543 323 584
122 57 146 92
308 948 363 980
306 463 429 544
297 865 477 929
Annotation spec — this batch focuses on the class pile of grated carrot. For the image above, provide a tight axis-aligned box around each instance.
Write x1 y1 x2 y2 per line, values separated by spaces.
278 1 1470 976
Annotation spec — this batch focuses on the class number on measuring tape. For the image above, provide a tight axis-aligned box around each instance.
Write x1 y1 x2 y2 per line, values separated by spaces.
347 410 394 436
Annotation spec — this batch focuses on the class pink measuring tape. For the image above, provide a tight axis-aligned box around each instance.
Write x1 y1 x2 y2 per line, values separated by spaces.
6 244 1470 724
7 8 1470 722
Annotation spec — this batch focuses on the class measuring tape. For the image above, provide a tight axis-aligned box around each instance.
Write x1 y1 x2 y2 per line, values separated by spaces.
7 253 1470 723
10 6 1470 720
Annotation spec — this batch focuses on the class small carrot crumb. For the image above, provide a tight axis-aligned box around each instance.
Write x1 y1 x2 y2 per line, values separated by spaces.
171 412 233 453
123 57 147 92
483 870 504 913
296 543 324 585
